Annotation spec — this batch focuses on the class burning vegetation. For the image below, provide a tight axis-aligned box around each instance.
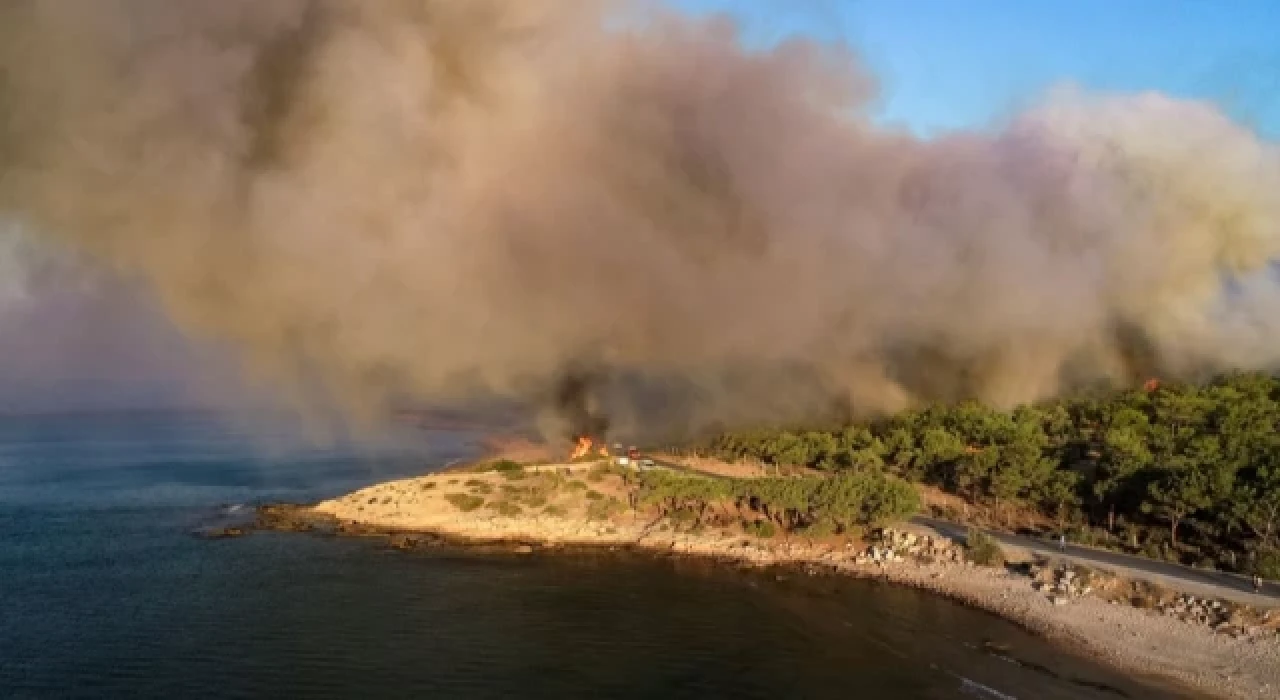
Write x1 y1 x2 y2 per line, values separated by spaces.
568 435 610 461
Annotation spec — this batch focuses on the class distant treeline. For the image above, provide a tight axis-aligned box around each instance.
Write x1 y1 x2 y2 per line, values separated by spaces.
674 372 1280 577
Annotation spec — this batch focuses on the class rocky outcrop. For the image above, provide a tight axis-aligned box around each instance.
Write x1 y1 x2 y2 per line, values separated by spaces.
1154 594 1277 640
1029 562 1095 604
853 527 969 567
256 503 325 532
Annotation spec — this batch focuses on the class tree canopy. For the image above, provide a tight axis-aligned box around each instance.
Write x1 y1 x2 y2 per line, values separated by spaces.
676 372 1280 576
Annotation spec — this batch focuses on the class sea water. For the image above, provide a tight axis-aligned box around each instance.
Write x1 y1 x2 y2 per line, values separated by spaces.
0 412 1195 699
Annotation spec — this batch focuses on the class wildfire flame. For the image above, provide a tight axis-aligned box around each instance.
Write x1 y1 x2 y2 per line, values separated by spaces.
569 436 611 461
569 436 593 461
1143 378 1161 393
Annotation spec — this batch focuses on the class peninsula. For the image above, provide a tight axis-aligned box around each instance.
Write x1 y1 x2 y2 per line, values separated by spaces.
259 453 1280 700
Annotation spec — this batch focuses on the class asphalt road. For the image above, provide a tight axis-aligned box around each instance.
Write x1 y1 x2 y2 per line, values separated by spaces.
910 515 1279 608
638 455 1278 607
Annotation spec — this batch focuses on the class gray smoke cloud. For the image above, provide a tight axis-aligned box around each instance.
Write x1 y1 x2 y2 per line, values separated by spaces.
2 0 1279 442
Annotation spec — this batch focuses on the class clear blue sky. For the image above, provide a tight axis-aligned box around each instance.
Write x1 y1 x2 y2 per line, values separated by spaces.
669 0 1280 138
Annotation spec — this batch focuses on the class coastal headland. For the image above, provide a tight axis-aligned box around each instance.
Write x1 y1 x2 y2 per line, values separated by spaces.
254 456 1280 700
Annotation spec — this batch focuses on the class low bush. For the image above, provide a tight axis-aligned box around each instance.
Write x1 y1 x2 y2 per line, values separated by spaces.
743 520 777 538
586 496 623 521
802 519 839 538
668 508 697 525
636 470 919 534
1254 547 1280 580
444 493 485 512
487 500 523 517
490 459 524 473
965 529 1005 567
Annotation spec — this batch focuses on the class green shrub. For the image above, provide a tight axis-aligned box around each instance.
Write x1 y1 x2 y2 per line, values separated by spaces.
540 472 566 490
487 500 523 517
803 519 839 538
465 479 493 495
1254 548 1280 579
587 496 623 521
501 470 528 481
585 490 604 501
668 508 697 525
444 493 485 512
543 504 568 517
490 459 524 473
635 469 918 534
743 520 777 538
567 480 588 491
965 529 1005 567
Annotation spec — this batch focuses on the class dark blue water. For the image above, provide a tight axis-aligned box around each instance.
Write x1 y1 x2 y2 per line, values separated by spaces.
0 412 1192 699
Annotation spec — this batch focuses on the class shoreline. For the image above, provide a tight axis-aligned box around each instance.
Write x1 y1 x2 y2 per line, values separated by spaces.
254 464 1280 700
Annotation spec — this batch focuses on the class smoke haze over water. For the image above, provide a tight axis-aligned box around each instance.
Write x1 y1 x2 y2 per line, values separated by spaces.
2 0 1279 441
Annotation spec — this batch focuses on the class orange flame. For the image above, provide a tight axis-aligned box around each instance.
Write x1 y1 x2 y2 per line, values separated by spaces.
1143 378 1161 393
569 436 593 461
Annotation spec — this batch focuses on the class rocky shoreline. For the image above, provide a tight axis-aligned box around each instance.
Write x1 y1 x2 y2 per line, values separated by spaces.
248 465 1280 700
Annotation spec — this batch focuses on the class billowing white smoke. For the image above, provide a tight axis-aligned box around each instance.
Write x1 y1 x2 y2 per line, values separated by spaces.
1 0 1278 439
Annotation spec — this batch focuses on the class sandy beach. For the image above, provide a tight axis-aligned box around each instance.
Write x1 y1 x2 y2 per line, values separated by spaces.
268 461 1280 700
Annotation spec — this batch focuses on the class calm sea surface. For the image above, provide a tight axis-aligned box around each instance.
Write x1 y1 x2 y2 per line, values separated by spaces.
0 412 1195 699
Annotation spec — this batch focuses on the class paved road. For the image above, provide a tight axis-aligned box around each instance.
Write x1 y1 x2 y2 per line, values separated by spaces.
910 515 1279 608
638 455 1279 607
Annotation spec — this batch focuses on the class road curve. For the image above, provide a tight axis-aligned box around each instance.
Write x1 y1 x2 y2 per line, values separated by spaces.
639 454 1277 608
910 515 1279 608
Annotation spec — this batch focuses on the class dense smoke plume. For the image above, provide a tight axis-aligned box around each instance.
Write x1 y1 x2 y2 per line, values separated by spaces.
2 0 1279 442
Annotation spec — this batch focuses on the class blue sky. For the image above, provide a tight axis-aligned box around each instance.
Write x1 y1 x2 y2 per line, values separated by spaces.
669 0 1280 138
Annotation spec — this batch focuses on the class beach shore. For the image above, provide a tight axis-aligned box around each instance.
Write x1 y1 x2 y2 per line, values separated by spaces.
261 461 1280 700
